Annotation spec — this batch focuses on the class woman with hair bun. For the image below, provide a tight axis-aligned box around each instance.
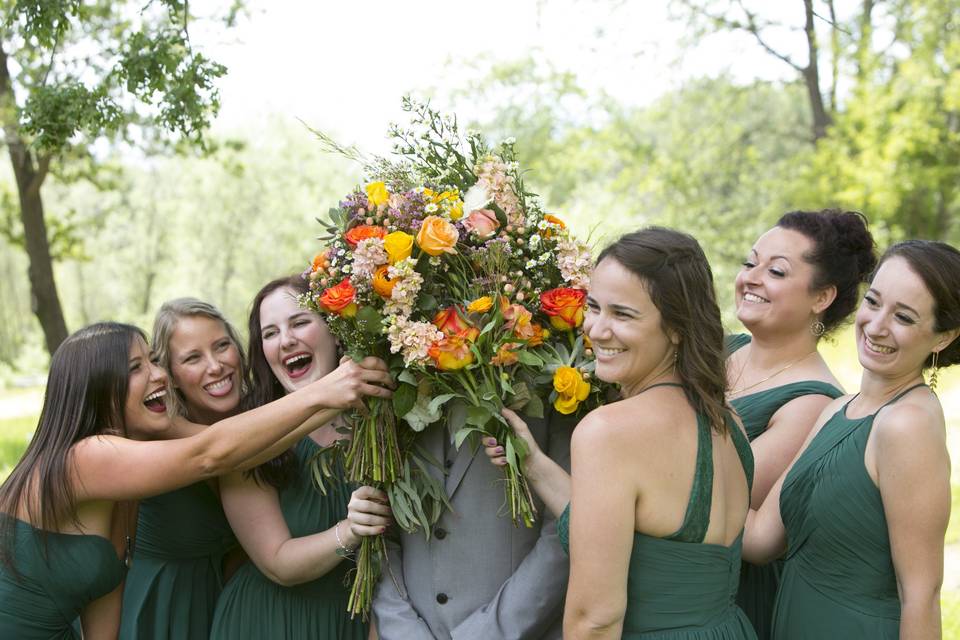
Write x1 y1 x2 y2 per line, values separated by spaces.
728 209 877 638
745 240 960 638
488 227 757 639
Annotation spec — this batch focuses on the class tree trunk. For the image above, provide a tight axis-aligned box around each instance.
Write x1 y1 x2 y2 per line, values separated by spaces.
802 0 833 141
0 45 69 355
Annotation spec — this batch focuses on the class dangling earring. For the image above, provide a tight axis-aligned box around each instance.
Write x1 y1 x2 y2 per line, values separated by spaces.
929 350 940 391
810 320 825 338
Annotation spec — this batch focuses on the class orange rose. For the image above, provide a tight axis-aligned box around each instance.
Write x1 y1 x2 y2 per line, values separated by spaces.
319 278 358 317
433 306 479 342
372 265 396 298
540 287 586 331
544 214 566 229
491 342 521 367
416 216 459 256
345 224 387 248
428 334 475 371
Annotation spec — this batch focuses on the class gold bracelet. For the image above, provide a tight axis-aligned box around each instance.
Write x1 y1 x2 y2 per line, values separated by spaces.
334 520 355 557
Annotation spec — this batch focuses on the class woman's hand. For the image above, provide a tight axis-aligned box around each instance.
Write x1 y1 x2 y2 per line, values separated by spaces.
342 485 393 548
484 408 542 468
313 356 395 411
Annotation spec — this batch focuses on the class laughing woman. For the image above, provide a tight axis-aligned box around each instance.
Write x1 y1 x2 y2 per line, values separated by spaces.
209 276 387 639
119 299 251 640
727 209 876 639
745 240 960 639
0 323 392 639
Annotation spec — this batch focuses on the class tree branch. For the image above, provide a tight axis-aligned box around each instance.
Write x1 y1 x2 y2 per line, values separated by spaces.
734 0 804 71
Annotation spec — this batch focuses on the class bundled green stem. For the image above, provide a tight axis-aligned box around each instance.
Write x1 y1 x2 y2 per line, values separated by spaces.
346 534 386 620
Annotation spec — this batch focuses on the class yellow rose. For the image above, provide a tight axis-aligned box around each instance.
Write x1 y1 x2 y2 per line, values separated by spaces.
449 201 464 221
553 366 585 397
366 181 389 207
416 215 459 256
467 296 493 313
384 231 414 264
554 394 580 415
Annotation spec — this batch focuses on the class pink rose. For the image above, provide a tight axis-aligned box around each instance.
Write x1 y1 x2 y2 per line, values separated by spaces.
461 209 500 239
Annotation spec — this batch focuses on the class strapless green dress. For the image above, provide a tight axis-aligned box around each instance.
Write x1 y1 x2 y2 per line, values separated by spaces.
771 386 921 638
726 334 843 639
559 398 757 639
209 437 367 639
0 517 125 639
120 481 237 639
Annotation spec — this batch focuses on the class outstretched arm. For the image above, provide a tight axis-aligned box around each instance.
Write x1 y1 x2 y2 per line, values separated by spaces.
71 357 393 502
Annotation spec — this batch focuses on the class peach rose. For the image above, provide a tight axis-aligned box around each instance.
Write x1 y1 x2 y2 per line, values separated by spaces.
416 216 459 256
461 209 500 239
428 334 475 371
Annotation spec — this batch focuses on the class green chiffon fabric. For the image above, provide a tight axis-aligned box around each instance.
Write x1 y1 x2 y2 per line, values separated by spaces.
558 403 757 639
725 334 843 640
209 437 367 640
120 480 237 639
770 388 918 639
0 517 125 639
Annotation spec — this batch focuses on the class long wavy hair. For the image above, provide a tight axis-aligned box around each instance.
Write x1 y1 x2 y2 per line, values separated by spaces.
597 227 729 434
150 298 250 420
0 323 144 572
243 275 316 488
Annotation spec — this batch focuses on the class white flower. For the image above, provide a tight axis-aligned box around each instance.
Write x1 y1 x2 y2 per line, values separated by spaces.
425 203 439 213
502 137 516 145
462 183 491 214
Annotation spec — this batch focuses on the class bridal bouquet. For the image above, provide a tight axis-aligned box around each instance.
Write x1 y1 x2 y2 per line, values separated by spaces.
303 97 595 617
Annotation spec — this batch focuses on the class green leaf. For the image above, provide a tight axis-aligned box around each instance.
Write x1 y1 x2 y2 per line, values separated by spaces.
397 369 419 386
516 350 544 367
466 404 493 427
523 394 546 419
427 393 458 415
447 399 468 432
392 383 417 418
454 426 483 449
355 306 385 335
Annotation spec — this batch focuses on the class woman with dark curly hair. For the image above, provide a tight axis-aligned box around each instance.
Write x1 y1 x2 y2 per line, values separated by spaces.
745 240 960 638
726 209 876 638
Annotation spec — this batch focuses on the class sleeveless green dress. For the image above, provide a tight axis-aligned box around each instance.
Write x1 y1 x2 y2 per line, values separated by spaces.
209 437 367 639
0 517 125 639
120 481 237 639
771 386 920 639
558 393 757 639
725 334 843 640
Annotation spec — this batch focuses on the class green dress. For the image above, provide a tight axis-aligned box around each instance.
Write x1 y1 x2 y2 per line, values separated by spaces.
725 334 843 640
771 386 920 639
209 437 367 639
120 481 237 639
0 517 125 639
559 393 757 639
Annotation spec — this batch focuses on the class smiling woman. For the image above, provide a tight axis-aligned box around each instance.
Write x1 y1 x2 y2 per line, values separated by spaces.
744 240 960 639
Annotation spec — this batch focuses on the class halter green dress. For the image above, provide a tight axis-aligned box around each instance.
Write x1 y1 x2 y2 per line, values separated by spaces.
0 517 125 639
725 334 843 639
558 392 757 639
120 481 237 639
209 437 367 639
771 386 920 639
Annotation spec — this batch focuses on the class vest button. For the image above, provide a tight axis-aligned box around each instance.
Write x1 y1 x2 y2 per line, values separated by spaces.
435 527 447 540
436 593 448 604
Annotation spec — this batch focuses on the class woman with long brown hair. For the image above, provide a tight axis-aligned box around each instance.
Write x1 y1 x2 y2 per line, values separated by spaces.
487 227 756 639
0 322 391 639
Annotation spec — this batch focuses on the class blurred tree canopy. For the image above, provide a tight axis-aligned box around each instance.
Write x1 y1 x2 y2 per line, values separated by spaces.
1 0 957 372
1 0 240 355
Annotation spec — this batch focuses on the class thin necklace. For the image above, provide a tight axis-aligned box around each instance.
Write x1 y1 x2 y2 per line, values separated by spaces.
729 350 817 396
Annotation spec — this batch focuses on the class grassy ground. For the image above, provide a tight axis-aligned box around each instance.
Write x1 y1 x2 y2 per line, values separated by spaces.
1 329 959 628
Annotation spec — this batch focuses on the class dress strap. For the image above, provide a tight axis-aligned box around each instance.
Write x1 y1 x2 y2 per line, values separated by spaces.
726 413 755 494
664 412 713 543
881 382 927 409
